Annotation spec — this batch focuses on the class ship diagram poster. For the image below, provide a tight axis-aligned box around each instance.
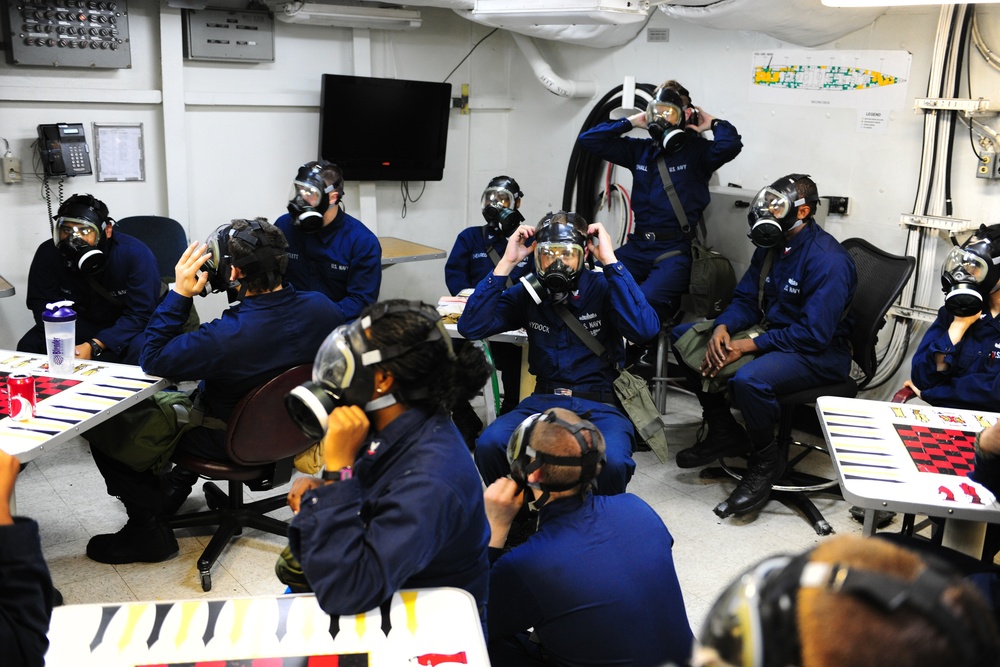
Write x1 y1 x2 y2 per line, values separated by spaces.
750 50 912 110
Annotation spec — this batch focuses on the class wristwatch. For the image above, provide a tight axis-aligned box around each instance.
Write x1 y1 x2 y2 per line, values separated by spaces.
710 118 723 131
321 466 353 482
87 339 105 358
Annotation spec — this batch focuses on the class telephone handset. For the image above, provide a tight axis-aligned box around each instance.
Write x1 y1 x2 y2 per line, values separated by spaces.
37 123 92 177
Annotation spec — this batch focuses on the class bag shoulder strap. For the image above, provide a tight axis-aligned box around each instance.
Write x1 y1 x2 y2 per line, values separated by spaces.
553 303 613 365
85 274 123 308
483 227 514 289
655 156 693 240
757 247 776 316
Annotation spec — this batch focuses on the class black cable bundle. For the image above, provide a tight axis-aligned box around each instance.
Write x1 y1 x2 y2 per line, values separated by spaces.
561 82 657 225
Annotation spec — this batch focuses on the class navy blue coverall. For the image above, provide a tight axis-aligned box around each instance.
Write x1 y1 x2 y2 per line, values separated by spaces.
18 233 161 364
288 407 490 621
577 117 743 318
672 221 856 441
911 305 1000 411
459 264 660 495
276 208 381 322
487 492 693 667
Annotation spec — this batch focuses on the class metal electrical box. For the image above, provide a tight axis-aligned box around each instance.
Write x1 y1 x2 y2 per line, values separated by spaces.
183 8 274 63
3 0 131 68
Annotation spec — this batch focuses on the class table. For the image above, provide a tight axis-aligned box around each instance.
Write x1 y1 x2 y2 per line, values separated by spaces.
0 350 168 465
0 274 13 297
379 237 446 268
816 395 1000 556
45 587 489 667
444 322 533 423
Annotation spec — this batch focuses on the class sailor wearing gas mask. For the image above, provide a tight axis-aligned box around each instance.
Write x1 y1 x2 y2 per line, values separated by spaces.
84 218 343 565
484 408 693 667
446 175 532 419
670 175 856 520
275 160 381 321
577 80 742 341
459 211 660 496
905 224 1000 411
283 300 492 619
17 193 161 363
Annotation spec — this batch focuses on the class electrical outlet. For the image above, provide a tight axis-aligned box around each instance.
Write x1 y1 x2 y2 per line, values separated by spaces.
2 156 21 184
824 196 850 215
977 152 995 179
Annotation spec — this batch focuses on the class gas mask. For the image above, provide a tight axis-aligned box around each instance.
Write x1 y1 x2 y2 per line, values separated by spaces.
520 211 588 305
285 301 452 440
507 410 604 510
747 174 818 249
941 227 1000 317
693 548 992 667
646 87 690 154
52 194 111 275
481 175 524 238
286 161 340 233
202 219 287 300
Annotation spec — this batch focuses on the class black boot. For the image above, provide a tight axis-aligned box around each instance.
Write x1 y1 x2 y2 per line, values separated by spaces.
86 506 179 564
675 410 751 469
714 440 786 518
626 341 658 382
160 466 200 518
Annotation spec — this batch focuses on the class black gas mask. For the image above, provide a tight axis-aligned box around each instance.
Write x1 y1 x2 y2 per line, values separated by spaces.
285 301 453 440
287 161 341 233
747 174 818 249
693 547 996 667
481 175 525 238
941 226 1000 317
646 87 690 154
507 410 604 510
519 211 588 305
53 194 111 275
202 219 287 301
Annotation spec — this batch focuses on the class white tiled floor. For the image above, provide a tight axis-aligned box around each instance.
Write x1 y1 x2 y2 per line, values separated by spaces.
20 388 865 638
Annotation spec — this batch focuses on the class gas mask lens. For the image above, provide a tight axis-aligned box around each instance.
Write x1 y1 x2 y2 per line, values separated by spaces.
481 187 514 210
285 327 359 440
750 188 793 222
290 181 323 209
536 243 582 272
647 101 683 128
943 245 990 284
694 556 792 667
53 218 100 246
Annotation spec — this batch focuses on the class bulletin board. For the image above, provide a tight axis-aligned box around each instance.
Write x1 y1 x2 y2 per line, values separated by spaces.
93 123 145 182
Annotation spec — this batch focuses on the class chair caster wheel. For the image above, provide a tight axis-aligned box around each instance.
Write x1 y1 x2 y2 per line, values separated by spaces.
814 520 833 536
201 572 212 592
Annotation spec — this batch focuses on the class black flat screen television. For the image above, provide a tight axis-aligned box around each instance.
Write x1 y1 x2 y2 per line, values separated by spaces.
319 74 452 182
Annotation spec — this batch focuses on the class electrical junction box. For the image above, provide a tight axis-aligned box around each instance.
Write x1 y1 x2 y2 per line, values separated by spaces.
3 0 131 69
183 8 274 63
471 0 650 26
978 152 998 179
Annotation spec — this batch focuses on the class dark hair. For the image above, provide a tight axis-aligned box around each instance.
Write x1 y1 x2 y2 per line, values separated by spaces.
532 408 605 491
228 217 288 293
305 160 345 200
364 299 492 413
659 79 691 106
792 175 819 220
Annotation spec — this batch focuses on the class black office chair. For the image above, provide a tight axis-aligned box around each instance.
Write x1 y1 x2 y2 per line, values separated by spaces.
114 215 189 281
168 364 315 591
719 238 916 534
116 215 199 331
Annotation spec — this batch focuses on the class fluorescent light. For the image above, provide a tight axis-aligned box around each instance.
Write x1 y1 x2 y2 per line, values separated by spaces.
275 2 422 31
471 0 649 25
822 0 999 6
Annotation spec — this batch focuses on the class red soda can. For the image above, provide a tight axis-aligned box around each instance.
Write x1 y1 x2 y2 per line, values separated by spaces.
7 374 37 422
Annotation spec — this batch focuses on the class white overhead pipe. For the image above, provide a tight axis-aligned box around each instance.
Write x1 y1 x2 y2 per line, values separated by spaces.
510 33 597 99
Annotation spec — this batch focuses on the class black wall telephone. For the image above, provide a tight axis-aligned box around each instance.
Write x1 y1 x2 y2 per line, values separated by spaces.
37 123 92 177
